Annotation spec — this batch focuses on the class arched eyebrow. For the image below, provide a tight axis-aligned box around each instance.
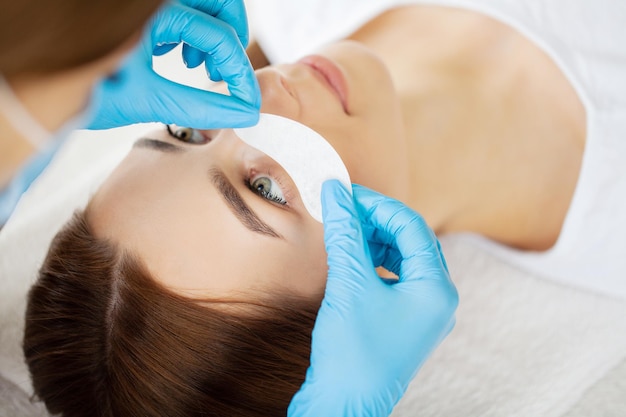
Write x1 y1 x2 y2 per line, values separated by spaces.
132 137 282 239
209 168 282 239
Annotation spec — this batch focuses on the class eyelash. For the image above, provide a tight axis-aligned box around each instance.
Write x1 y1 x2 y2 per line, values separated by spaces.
166 125 209 144
245 168 292 206
164 125 292 207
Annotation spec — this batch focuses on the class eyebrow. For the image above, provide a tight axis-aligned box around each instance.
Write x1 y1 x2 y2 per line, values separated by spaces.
133 138 281 238
209 168 283 239
133 138 184 153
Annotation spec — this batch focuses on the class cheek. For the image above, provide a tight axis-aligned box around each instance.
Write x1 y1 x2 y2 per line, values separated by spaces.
283 223 328 297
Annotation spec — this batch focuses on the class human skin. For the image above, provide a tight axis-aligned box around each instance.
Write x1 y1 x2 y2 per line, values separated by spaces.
89 5 586 298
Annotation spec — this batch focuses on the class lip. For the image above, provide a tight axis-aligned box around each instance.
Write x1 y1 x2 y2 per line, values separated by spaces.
297 55 350 114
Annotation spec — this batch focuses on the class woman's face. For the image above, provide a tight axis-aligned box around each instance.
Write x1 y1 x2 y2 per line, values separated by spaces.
89 41 406 299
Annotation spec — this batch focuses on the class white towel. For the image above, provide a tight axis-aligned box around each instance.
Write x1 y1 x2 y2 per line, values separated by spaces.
393 236 626 416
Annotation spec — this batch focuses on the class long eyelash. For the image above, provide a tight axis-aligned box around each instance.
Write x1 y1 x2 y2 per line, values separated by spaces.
245 177 287 205
262 187 287 205
266 193 287 205
265 167 292 200
166 124 176 138
245 165 293 206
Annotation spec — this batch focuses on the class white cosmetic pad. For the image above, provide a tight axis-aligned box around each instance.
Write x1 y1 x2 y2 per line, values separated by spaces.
234 113 351 222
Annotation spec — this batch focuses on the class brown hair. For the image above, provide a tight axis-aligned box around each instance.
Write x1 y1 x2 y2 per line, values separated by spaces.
23 211 321 417
0 1 163 77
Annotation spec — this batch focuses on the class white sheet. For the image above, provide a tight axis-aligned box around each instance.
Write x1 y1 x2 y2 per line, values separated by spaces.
1 126 625 416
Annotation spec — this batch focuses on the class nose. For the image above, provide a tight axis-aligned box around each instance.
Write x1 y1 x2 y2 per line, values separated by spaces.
256 67 301 119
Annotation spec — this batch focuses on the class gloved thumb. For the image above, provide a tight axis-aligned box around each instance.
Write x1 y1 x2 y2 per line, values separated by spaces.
321 181 375 295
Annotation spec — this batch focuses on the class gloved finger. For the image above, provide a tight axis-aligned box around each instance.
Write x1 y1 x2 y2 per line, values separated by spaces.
361 222 404 275
353 184 447 281
357 186 452 288
182 43 207 68
436 239 450 275
361 223 404 275
355 185 430 275
368 229 448 277
143 72 258 128
151 3 260 108
153 43 178 56
205 55 224 82
321 180 375 285
180 0 250 48
353 184 438 259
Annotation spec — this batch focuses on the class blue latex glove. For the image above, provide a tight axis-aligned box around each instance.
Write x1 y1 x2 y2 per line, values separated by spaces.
288 181 458 417
88 0 260 130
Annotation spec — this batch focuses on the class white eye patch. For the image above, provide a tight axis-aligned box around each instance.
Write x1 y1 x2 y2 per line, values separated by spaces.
234 113 351 223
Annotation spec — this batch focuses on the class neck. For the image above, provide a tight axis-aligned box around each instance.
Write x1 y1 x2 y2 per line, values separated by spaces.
348 5 585 250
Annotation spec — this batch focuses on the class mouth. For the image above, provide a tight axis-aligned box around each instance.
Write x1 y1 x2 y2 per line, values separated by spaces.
297 55 350 114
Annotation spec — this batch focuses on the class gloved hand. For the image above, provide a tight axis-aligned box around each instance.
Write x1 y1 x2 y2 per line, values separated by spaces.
88 0 260 130
288 181 458 417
